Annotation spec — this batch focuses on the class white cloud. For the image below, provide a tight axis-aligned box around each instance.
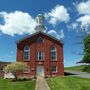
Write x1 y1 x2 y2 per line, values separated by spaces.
74 0 90 31
72 23 78 29
47 30 59 38
77 0 90 15
77 15 90 27
0 11 36 36
47 29 64 39
68 23 78 30
59 29 64 39
45 5 70 25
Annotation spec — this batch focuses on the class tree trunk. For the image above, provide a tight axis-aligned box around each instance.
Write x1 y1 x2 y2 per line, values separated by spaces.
13 72 17 80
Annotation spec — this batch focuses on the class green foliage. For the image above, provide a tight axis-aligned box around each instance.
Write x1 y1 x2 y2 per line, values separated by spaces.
48 76 90 90
4 62 27 73
4 62 27 79
83 53 90 63
83 66 90 72
84 35 90 53
83 35 90 63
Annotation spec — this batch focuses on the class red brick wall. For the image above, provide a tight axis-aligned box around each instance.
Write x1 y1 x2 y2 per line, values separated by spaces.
16 33 64 77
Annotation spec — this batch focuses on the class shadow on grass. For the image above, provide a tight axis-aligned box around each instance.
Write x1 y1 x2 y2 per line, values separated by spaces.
64 72 77 76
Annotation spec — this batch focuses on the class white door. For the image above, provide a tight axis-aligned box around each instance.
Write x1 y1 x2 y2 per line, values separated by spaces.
36 66 44 76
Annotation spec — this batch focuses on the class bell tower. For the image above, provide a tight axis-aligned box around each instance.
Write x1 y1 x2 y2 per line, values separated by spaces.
35 14 46 32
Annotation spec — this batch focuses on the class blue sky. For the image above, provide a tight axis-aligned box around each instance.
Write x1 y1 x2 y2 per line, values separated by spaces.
0 0 90 67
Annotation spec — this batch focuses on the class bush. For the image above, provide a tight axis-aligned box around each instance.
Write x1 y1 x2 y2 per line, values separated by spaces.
12 76 32 81
83 65 90 72
19 76 32 81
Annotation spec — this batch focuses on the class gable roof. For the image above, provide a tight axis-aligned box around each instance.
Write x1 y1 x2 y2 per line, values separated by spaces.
16 31 63 45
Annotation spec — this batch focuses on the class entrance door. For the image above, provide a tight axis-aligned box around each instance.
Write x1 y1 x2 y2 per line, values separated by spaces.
36 66 44 76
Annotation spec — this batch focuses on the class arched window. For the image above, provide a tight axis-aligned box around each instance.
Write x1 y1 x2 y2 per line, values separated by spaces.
51 46 57 61
37 37 44 43
23 46 30 60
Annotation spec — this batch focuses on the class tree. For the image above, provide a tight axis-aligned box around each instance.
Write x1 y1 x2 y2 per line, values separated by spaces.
4 62 27 80
83 34 90 63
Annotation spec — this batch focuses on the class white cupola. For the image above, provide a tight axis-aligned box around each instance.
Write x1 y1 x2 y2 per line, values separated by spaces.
35 14 46 32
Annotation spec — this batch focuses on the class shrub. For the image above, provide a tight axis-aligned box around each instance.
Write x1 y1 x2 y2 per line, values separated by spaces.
83 65 90 72
12 76 32 81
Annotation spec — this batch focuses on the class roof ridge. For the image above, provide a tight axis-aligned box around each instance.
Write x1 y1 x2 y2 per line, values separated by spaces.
16 31 63 45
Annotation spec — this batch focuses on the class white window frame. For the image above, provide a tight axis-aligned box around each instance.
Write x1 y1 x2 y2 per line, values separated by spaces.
51 46 57 61
23 46 30 61
37 51 44 61
23 65 30 73
51 66 57 73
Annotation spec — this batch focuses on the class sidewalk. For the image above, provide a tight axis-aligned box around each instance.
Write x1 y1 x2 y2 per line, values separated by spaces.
35 76 51 90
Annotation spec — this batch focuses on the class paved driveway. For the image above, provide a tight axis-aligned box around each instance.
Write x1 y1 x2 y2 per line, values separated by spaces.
35 76 51 90
65 70 90 79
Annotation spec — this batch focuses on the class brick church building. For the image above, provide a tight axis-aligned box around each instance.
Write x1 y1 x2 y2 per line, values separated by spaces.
16 14 64 77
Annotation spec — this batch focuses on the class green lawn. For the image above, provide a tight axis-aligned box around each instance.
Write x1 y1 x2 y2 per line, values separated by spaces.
0 78 35 90
48 76 90 90
65 65 86 72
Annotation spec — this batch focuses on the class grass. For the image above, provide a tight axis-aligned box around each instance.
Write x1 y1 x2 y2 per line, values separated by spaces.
65 65 86 72
48 76 90 90
0 78 35 90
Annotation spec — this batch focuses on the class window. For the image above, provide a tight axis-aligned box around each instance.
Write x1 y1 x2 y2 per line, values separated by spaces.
37 51 44 61
37 37 44 43
51 46 57 61
23 46 30 60
23 65 30 73
51 66 57 73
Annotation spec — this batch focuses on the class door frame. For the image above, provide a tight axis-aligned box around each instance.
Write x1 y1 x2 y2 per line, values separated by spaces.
36 66 44 76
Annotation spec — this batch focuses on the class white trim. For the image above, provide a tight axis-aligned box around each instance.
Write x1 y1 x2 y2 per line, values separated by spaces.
37 51 44 61
51 66 57 73
50 46 57 61
23 45 30 61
